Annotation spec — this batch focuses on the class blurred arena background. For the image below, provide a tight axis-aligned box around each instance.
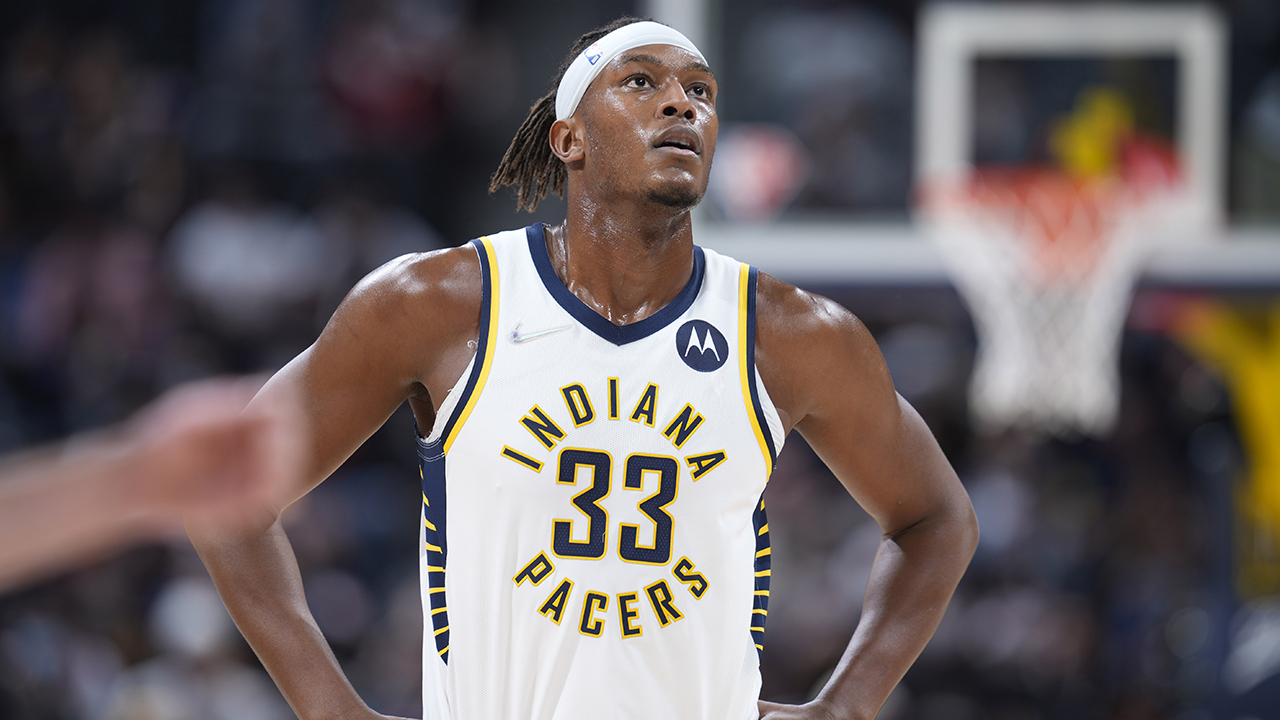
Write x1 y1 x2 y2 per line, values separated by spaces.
1 0 1279 719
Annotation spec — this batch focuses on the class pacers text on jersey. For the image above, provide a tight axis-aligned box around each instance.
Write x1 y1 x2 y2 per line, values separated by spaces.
503 377 727 638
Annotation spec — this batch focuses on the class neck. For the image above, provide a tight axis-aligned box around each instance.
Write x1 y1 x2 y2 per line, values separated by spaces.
546 194 696 327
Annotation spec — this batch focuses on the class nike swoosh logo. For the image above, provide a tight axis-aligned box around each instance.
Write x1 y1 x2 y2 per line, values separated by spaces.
509 323 573 344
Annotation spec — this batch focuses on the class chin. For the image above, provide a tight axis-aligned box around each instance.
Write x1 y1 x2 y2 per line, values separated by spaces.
646 183 704 211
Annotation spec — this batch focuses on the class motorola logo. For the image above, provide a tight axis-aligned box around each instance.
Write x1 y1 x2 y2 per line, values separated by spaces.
675 320 729 372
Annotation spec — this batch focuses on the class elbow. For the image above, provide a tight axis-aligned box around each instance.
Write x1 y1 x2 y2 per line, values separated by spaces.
940 486 980 566
922 491 980 565
957 498 980 562
885 491 980 563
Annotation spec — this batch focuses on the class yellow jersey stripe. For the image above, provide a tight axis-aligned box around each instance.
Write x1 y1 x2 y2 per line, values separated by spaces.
737 263 773 480
444 237 500 454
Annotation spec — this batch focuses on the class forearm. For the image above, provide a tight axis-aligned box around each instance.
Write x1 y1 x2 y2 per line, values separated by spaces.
188 514 374 720
812 505 978 720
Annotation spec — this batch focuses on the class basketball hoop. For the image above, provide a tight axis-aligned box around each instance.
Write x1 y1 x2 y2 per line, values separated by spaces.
919 159 1184 438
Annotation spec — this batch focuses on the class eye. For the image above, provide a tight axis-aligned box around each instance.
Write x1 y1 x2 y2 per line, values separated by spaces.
688 82 712 100
628 75 651 88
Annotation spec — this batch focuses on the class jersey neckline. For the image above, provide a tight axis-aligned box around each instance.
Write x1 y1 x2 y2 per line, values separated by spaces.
525 223 706 346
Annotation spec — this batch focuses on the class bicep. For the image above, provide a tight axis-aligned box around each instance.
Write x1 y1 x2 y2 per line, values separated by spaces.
765 292 964 534
247 249 481 506
798 389 963 535
249 339 412 506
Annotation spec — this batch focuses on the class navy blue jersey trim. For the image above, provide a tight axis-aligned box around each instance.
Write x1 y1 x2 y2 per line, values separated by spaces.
526 223 705 346
745 267 777 471
419 452 449 560
751 495 771 658
419 446 450 663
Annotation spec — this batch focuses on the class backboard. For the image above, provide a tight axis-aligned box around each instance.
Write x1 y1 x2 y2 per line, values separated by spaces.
916 3 1228 239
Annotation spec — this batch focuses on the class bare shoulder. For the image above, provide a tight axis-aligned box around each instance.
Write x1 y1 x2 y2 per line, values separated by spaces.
753 271 893 433
326 245 482 344
754 271 869 343
341 245 481 324
303 244 485 405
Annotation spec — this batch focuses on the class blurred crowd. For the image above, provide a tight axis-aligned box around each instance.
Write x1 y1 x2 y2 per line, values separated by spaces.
0 1 1277 720
0 0 476 716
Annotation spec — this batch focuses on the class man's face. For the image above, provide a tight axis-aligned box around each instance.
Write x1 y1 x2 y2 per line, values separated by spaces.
574 44 718 211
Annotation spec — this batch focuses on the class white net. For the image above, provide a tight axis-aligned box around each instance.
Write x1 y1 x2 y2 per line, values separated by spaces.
920 170 1184 438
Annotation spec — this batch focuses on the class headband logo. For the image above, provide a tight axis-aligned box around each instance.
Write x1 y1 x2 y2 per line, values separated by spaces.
557 24 705 121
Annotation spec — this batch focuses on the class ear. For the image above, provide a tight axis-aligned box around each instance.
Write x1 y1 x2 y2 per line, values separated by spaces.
549 118 586 163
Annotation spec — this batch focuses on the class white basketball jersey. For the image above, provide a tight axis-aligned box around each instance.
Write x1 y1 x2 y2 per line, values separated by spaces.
416 224 784 720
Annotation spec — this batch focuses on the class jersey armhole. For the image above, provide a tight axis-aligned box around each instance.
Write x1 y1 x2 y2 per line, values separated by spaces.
753 371 785 459
738 264 779 477
418 236 500 456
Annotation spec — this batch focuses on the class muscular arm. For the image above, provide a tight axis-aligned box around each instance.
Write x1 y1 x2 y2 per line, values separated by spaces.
186 247 483 720
754 275 979 720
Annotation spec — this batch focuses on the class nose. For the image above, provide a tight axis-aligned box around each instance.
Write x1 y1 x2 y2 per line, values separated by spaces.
658 83 695 120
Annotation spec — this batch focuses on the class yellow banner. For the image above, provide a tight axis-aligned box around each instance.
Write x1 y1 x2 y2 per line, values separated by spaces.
1177 301 1280 599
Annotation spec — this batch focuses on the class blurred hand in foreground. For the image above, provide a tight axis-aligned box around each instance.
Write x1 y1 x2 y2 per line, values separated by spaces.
0 376 304 591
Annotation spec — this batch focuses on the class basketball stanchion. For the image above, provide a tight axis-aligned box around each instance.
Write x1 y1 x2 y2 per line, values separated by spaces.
918 158 1185 438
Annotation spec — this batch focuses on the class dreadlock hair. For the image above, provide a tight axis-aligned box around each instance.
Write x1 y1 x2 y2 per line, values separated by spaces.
489 16 653 212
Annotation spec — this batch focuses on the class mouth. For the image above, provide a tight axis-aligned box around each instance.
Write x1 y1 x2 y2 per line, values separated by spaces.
652 127 702 156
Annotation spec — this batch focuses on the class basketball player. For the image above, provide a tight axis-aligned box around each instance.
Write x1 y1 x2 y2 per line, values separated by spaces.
188 18 978 720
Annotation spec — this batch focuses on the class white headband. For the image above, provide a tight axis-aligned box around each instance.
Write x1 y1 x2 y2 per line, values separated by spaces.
555 21 706 121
